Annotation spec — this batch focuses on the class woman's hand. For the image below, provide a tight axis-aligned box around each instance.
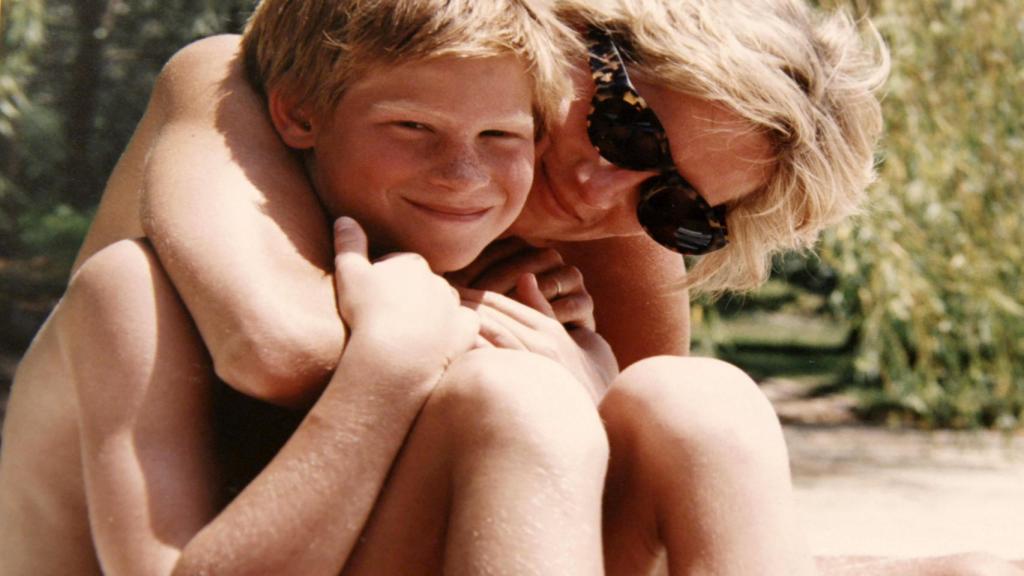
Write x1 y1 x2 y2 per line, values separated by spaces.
333 217 479 376
460 277 618 404
446 238 595 330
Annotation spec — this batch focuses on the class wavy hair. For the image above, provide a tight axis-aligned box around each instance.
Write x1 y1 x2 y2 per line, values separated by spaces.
241 0 581 134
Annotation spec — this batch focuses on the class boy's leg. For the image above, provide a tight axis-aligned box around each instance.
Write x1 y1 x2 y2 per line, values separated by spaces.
59 239 219 575
340 348 608 576
599 356 815 576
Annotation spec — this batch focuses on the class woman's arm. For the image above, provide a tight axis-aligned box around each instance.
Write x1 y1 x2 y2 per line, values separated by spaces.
448 233 687 395
141 35 342 406
555 234 691 367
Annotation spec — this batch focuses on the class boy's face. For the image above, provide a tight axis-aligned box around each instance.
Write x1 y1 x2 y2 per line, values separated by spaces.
306 56 536 272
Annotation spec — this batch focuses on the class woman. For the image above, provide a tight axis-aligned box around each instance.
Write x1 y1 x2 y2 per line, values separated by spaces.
57 0 1022 573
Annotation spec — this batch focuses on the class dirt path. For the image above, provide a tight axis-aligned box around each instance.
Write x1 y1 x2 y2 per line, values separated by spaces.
767 378 1024 559
787 425 1024 558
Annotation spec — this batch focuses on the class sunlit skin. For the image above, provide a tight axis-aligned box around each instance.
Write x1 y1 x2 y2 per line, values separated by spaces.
278 56 537 273
509 61 775 245
5 30 1017 576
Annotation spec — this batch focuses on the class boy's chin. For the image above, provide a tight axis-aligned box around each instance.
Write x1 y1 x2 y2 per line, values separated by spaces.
364 231 486 273
364 245 477 274
425 250 483 274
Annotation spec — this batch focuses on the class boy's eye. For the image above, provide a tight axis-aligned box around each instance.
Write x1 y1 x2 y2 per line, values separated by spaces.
395 121 430 131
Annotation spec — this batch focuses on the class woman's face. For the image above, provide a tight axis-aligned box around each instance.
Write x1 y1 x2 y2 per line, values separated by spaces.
508 56 776 246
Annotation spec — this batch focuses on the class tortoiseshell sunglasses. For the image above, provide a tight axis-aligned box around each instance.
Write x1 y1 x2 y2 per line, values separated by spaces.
586 27 729 255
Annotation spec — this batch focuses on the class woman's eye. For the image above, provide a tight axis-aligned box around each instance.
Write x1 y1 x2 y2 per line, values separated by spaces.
481 129 524 140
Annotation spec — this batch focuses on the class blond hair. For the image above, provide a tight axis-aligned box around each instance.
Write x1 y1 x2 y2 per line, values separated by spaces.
558 0 890 293
241 0 580 134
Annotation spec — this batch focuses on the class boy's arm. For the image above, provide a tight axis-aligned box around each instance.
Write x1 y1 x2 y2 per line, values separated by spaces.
171 332 442 576
142 34 342 407
555 234 691 366
68 224 476 576
173 219 479 576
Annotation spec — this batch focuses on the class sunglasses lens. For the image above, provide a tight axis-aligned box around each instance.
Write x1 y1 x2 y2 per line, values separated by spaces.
588 108 667 172
585 30 729 255
637 178 728 255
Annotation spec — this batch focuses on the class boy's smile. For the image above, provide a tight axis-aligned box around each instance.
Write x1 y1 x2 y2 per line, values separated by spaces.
298 55 536 273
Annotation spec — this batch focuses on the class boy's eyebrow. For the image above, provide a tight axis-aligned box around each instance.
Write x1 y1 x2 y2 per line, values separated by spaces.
370 101 535 130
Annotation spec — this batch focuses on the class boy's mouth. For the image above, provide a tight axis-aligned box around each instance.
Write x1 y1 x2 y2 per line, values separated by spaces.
405 199 492 221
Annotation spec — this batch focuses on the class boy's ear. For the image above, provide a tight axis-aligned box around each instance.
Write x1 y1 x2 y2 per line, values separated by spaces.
268 88 316 149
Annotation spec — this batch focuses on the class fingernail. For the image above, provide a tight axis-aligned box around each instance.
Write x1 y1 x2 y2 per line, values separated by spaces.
335 216 354 229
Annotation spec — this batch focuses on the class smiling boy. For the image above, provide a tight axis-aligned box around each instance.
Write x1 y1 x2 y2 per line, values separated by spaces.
0 1 607 574
281 56 536 271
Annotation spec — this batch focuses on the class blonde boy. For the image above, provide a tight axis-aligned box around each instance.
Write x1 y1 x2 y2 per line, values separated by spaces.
0 1 610 575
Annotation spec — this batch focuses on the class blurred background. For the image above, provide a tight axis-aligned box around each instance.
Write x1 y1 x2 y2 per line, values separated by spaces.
1 0 1022 431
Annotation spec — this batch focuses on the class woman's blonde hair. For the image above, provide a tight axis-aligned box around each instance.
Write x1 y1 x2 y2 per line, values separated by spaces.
241 0 581 134
558 0 890 293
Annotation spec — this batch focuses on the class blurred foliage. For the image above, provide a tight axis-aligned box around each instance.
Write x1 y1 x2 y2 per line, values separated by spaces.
1 0 251 264
816 0 1024 428
17 203 94 271
1 0 46 244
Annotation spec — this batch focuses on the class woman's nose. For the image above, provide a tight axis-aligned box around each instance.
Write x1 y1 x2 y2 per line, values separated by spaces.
573 158 659 209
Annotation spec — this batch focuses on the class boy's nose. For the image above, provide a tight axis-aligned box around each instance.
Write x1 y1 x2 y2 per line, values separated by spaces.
573 158 659 210
430 143 490 190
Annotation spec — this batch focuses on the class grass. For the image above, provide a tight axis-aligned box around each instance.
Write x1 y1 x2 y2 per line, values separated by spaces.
695 280 855 391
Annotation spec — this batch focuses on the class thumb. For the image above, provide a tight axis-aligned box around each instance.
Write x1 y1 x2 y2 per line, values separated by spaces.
333 216 370 274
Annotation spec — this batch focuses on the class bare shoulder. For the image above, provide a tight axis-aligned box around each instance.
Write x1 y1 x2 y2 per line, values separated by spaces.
155 34 249 118
162 34 242 82
70 36 247 270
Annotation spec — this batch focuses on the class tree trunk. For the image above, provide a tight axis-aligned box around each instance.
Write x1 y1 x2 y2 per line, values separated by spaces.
62 0 110 209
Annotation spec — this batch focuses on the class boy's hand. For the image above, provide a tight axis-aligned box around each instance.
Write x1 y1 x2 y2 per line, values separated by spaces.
333 217 478 375
446 238 595 330
460 283 618 404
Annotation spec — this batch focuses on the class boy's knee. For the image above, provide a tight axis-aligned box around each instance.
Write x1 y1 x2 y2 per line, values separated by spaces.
430 348 609 471
602 356 783 457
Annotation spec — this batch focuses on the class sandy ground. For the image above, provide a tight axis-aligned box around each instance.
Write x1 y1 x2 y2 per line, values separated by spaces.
768 379 1024 560
787 425 1024 558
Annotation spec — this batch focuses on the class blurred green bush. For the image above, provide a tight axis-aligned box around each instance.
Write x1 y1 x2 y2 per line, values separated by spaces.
820 0 1024 428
